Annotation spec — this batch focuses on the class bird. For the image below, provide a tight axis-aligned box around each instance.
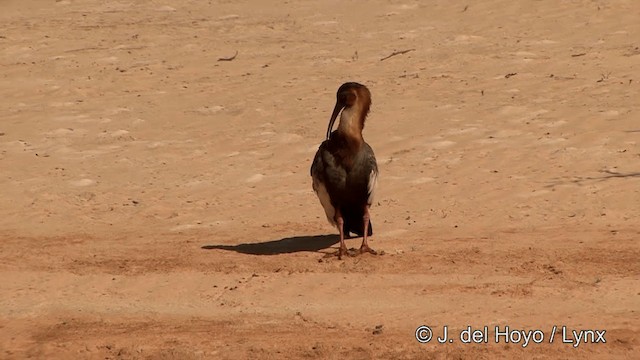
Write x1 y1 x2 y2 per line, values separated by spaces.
310 82 379 259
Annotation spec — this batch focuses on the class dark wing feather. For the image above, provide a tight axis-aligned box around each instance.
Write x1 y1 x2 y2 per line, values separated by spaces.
311 136 378 236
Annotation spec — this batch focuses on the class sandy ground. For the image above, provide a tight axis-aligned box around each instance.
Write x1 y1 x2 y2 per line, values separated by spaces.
1 0 639 358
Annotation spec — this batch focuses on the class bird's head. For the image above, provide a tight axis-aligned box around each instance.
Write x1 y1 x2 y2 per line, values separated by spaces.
326 82 371 140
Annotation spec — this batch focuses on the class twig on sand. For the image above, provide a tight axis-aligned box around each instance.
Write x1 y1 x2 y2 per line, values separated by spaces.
218 51 238 61
380 49 415 61
505 72 517 78
596 72 611 83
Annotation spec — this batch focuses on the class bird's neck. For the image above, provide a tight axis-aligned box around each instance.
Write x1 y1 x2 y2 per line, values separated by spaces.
337 105 364 144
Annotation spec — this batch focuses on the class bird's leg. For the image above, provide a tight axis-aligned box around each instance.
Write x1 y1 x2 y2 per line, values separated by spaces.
359 205 377 255
335 208 348 259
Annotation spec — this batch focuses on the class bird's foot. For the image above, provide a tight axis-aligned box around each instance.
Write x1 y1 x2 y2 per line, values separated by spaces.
359 244 378 255
323 247 356 260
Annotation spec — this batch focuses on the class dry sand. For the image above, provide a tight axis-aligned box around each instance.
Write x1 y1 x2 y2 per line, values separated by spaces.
1 0 639 358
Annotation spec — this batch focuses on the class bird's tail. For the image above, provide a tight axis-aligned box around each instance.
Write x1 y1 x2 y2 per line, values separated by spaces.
342 207 373 237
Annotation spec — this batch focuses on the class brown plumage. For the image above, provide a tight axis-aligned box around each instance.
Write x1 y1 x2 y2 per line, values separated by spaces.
310 82 379 259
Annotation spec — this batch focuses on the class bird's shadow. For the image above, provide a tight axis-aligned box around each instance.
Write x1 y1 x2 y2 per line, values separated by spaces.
201 234 339 255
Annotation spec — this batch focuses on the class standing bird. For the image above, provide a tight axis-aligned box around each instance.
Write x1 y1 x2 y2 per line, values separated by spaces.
311 82 379 259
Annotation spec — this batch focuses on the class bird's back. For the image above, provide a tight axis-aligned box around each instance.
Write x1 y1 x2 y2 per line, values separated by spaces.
311 133 378 236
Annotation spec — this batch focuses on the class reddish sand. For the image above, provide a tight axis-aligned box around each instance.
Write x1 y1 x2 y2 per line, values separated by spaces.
1 0 638 359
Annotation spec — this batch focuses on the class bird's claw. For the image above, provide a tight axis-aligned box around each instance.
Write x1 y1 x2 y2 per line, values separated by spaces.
359 245 378 255
323 247 357 260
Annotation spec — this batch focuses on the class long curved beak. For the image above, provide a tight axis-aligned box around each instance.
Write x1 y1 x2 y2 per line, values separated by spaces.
326 101 344 140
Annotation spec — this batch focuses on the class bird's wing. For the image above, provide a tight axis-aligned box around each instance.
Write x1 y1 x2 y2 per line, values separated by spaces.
310 146 321 178
311 142 338 225
367 168 378 205
363 142 379 205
